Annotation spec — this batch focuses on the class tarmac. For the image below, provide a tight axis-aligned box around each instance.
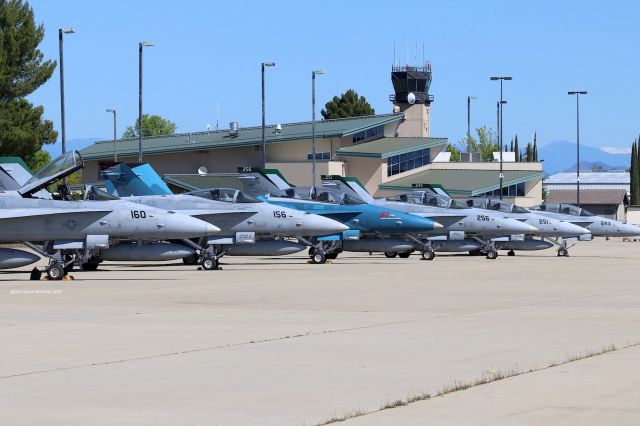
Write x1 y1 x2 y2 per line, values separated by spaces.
1 238 639 425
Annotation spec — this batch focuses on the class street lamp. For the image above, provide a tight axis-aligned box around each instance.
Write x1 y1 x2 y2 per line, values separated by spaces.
467 96 477 158
58 27 76 155
490 76 512 199
261 62 276 168
311 69 325 186
568 90 588 206
106 109 117 161
138 41 155 163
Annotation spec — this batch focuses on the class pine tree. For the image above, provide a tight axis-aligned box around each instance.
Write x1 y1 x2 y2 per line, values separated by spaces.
514 135 520 162
0 0 57 167
321 89 375 119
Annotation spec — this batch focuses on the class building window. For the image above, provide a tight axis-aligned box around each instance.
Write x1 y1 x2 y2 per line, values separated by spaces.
479 182 526 197
307 152 331 160
387 148 430 176
353 125 383 143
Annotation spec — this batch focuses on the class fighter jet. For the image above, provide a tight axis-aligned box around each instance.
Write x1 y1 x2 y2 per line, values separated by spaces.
202 168 443 263
463 198 592 256
0 152 219 279
319 176 539 259
97 163 349 270
528 203 640 255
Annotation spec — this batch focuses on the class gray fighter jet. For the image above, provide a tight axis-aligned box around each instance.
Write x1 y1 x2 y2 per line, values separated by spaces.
463 198 592 256
0 152 219 279
528 203 640 254
96 163 349 270
319 176 538 259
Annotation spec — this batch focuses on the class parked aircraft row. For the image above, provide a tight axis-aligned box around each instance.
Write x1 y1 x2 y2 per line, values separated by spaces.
0 152 638 280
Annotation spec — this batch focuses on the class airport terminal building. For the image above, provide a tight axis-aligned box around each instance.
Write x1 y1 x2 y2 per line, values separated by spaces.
81 64 543 205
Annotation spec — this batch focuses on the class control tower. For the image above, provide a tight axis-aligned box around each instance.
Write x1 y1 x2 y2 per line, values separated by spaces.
390 62 434 137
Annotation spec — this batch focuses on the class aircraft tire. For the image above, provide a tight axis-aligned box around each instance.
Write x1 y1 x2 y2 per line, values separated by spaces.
81 261 99 271
312 252 326 264
486 250 498 260
326 252 339 260
384 251 397 258
421 251 435 261
201 256 218 270
557 248 569 257
47 264 65 280
507 250 516 256
398 252 411 258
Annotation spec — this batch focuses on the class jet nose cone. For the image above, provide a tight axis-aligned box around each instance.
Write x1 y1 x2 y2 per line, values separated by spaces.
432 221 444 230
303 213 348 236
621 223 640 236
206 223 221 235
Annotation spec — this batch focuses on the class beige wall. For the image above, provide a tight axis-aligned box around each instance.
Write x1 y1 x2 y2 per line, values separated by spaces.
395 104 430 137
342 157 385 196
626 206 640 225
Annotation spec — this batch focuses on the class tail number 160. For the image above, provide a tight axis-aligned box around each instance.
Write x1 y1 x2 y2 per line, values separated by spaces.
130 210 147 219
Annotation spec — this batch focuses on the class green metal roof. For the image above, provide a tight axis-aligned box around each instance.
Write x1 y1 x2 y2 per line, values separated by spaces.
80 114 404 161
336 137 448 158
163 174 247 192
379 168 544 196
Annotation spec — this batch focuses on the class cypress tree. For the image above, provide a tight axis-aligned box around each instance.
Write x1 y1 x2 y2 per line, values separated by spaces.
533 132 538 162
514 135 520 162
632 139 640 205
526 143 532 162
510 138 514 152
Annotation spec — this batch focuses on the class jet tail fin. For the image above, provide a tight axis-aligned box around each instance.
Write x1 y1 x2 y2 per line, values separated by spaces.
101 163 173 197
320 175 375 203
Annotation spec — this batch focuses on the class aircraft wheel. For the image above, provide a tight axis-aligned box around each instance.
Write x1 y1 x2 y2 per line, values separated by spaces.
469 249 481 256
421 251 435 261
398 252 411 259
182 254 199 265
557 248 569 257
308 247 316 259
201 256 218 270
384 251 397 258
326 252 338 260
47 264 65 280
312 252 326 264
486 250 498 260
507 250 516 257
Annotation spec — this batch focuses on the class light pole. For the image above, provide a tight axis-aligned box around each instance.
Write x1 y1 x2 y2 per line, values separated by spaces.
490 76 512 199
467 95 477 158
106 109 117 161
568 90 587 206
261 62 276 168
58 27 76 155
138 41 155 163
311 69 324 186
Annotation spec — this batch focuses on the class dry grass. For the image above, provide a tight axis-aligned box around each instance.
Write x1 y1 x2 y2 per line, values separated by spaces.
316 342 628 425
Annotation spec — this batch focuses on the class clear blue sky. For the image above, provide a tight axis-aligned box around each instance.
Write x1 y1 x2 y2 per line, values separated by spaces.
27 0 639 152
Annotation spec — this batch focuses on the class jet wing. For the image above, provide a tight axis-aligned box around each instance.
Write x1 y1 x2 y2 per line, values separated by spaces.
415 215 467 228
0 208 112 220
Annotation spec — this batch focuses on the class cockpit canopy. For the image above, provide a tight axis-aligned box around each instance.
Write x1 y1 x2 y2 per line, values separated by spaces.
387 191 468 209
186 188 261 203
276 186 365 205
530 203 594 216
465 198 529 213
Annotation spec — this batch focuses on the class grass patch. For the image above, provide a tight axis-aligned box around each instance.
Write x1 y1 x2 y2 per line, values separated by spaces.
316 342 631 425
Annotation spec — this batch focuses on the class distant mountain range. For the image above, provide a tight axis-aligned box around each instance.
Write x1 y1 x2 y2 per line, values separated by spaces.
43 137 101 157
539 141 631 176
